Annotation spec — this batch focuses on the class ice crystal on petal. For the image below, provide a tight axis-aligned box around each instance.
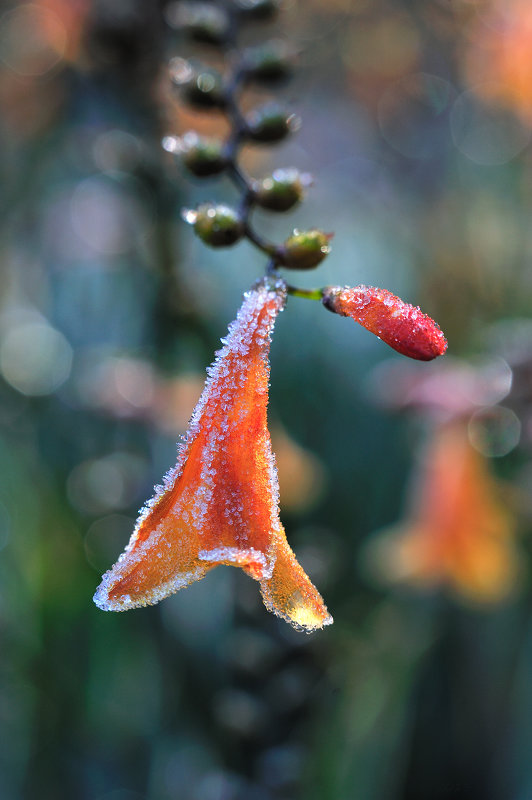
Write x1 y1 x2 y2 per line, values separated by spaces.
94 280 332 632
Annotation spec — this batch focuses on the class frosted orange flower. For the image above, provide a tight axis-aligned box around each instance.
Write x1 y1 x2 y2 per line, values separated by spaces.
364 422 519 604
94 280 332 632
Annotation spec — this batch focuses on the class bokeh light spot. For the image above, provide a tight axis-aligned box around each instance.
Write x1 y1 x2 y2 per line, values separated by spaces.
343 15 420 78
451 87 532 164
378 73 453 159
92 129 143 174
0 4 66 76
84 514 136 573
474 356 513 406
468 405 521 457
67 453 147 515
213 688 267 737
70 177 133 255
0 321 72 396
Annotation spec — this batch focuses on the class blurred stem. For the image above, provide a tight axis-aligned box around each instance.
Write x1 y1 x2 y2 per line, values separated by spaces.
221 38 286 265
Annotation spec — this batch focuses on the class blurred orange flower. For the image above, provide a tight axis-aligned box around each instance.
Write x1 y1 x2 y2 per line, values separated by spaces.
364 421 519 604
463 0 532 123
94 280 332 632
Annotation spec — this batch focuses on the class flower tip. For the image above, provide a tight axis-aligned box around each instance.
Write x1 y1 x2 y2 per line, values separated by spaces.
92 581 116 612
415 325 448 362
92 587 108 611
259 528 333 632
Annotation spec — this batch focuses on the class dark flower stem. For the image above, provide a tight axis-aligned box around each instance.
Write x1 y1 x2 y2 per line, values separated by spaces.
183 0 326 301
221 47 286 264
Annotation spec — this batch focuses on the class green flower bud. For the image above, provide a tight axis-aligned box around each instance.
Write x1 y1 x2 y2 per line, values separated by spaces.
281 229 333 270
243 40 295 83
178 132 227 177
234 0 280 20
255 168 309 212
245 103 300 143
170 59 226 109
186 204 244 247
173 2 230 45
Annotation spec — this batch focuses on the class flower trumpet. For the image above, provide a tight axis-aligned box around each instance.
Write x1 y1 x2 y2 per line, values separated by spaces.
94 280 332 632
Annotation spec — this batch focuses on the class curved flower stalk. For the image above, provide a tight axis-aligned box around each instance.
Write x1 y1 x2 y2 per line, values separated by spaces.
94 280 332 632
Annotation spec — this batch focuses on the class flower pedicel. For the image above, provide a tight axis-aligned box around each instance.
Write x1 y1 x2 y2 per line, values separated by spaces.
94 280 333 632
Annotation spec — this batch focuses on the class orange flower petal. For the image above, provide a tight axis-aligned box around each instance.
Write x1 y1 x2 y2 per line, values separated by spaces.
323 285 447 361
94 279 332 631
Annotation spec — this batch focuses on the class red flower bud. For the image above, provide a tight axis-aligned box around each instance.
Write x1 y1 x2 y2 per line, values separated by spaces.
322 285 447 361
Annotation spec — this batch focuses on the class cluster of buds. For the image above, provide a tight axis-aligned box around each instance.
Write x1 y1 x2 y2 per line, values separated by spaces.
162 0 447 361
162 0 328 272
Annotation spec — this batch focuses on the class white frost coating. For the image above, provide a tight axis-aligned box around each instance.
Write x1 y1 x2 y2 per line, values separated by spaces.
94 280 287 610
94 564 207 611
134 280 286 535
198 547 274 579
